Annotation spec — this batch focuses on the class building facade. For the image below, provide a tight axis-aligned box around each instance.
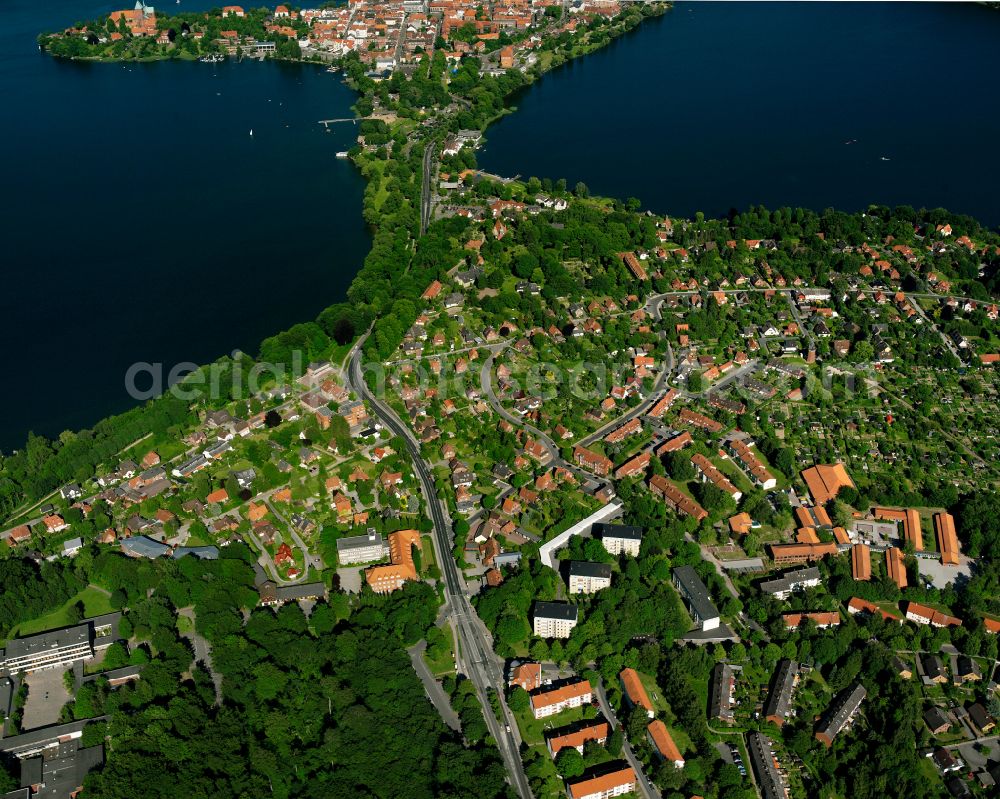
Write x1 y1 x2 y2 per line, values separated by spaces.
532 601 578 638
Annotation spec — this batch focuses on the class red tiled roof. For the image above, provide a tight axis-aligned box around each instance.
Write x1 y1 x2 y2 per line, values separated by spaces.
620 668 653 712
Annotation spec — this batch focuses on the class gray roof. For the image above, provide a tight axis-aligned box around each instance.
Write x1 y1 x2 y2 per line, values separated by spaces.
568 561 612 579
759 566 821 596
3 623 90 662
171 546 219 560
120 536 170 559
763 659 798 723
23 742 104 799
0 676 13 719
0 719 103 756
533 601 578 622
493 551 522 567
593 522 643 541
709 662 734 720
81 665 143 686
922 653 944 679
746 732 786 799
275 583 326 602
816 683 866 742
924 706 950 731
673 565 720 622
337 529 385 552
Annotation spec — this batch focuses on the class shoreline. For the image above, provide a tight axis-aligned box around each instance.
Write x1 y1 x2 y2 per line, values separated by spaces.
0 4 668 511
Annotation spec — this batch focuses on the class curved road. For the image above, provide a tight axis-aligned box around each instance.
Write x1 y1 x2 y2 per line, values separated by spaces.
348 345 533 799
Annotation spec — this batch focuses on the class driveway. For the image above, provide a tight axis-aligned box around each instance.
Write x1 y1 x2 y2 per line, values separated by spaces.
408 641 461 732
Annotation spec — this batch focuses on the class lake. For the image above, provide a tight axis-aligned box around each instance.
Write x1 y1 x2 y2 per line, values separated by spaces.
0 0 368 452
480 1 1000 226
4 1 1000 452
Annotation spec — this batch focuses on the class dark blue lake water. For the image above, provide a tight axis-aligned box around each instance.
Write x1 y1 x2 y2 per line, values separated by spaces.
481 1 1000 226
0 0 367 452
4 1 1000 452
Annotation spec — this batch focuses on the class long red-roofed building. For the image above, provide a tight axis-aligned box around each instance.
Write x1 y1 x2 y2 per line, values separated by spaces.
934 512 959 565
567 765 636 799
649 475 707 522
546 720 610 756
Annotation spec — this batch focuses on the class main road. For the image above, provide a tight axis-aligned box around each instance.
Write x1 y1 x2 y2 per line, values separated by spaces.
347 345 533 799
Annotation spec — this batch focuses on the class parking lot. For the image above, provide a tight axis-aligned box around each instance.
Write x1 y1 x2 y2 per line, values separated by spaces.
20 668 71 731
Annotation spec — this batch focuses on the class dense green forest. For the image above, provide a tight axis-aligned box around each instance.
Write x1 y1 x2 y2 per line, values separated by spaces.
1 544 511 799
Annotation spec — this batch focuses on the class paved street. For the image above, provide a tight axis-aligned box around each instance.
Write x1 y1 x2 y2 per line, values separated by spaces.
348 342 533 799
407 641 461 732
593 679 661 799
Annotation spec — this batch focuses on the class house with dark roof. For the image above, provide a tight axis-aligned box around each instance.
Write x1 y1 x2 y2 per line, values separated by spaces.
673 565 720 631
709 662 736 724
923 706 951 735
763 659 798 727
567 561 612 594
921 653 947 684
815 683 866 747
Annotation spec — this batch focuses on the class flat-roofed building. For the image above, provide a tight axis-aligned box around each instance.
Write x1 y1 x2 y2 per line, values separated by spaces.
763 659 799 727
594 523 642 556
568 561 612 595
759 566 821 599
530 679 592 719
0 624 93 673
567 764 635 799
851 543 871 581
934 512 960 566
672 565 720 631
532 601 578 638
815 683 866 746
336 528 389 565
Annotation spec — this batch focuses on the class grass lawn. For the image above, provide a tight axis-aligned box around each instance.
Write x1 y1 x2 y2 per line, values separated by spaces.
176 614 195 635
9 586 114 638
418 534 438 576
513 701 596 746
185 528 214 547
712 456 755 494
423 637 455 677
638 671 670 715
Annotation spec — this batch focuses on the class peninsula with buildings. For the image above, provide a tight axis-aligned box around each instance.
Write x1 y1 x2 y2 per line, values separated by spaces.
7 3 1000 799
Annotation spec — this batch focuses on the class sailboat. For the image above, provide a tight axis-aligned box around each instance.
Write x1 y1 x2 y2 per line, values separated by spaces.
250 129 254 137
